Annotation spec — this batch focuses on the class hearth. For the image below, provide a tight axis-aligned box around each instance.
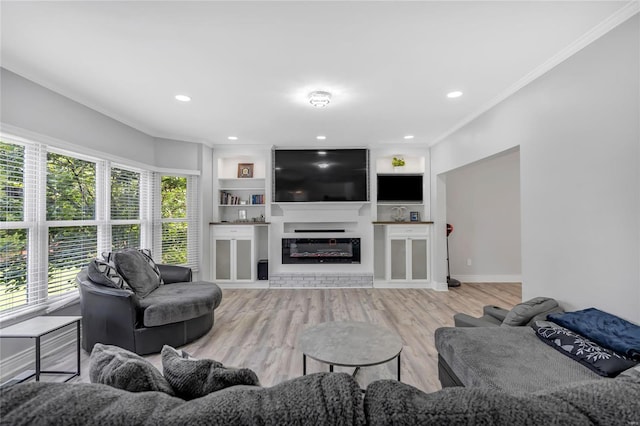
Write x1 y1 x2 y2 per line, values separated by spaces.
282 238 361 264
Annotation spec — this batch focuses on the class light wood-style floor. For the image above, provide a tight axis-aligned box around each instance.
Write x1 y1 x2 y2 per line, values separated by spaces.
49 283 521 393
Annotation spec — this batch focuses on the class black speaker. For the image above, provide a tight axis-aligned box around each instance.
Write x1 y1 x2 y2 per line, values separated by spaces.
258 259 268 280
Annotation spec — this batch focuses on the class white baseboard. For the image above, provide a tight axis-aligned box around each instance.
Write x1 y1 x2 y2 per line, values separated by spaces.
0 327 78 383
433 281 449 291
453 275 522 283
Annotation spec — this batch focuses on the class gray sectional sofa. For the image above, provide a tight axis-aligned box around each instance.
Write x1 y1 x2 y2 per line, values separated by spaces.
1 372 639 425
435 326 603 393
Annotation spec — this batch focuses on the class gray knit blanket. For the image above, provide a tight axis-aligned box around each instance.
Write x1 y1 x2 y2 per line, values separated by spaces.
364 378 640 425
0 372 365 426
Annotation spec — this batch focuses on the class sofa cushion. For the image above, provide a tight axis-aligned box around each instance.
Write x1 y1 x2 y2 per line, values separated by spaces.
618 365 640 383
87 259 129 290
161 345 260 400
533 321 638 377
89 343 174 395
501 297 560 326
137 281 222 327
0 373 366 425
114 249 162 298
435 326 601 394
364 378 640 426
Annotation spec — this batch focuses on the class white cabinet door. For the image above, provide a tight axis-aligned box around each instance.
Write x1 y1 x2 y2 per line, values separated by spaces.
410 237 429 281
386 225 430 282
211 226 256 282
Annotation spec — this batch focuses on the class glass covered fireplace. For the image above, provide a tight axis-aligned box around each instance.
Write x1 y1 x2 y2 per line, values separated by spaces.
282 238 361 264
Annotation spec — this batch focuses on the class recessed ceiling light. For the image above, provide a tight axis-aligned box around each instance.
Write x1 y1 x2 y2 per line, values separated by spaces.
227 136 238 141
318 163 330 169
403 135 415 140
447 91 463 99
308 91 332 108
318 151 327 155
175 94 191 102
316 136 327 140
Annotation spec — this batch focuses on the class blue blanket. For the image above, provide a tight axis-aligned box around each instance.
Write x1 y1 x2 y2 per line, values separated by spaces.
548 308 640 360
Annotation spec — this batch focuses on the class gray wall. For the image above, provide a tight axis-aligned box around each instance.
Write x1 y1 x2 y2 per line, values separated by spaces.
154 137 201 171
431 16 639 323
446 148 521 281
1 68 157 163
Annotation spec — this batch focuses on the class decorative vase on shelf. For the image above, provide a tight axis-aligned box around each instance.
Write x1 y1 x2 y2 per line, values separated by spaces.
391 156 405 172
391 206 407 222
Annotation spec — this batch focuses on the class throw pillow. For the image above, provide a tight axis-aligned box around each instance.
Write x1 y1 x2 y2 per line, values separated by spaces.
501 297 560 327
161 345 260 400
532 321 638 377
89 343 174 395
138 248 164 285
114 249 161 298
87 259 130 290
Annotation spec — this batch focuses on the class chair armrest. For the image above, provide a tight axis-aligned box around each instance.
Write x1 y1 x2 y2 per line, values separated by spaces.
453 313 501 327
483 305 509 322
158 264 192 284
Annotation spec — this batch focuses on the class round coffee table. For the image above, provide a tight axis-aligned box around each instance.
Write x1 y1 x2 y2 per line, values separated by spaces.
298 321 403 381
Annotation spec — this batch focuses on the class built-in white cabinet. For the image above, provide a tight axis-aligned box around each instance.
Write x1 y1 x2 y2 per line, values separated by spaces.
385 224 430 282
211 225 258 282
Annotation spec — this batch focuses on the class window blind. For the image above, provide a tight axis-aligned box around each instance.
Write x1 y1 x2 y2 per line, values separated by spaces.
0 141 47 316
152 174 199 271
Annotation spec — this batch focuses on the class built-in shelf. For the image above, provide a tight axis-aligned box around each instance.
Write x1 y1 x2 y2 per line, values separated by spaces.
219 204 265 207
376 201 424 205
210 222 270 225
373 221 434 225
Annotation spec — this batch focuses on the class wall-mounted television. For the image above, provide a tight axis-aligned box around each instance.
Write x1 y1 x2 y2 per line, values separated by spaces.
273 149 369 202
377 174 423 202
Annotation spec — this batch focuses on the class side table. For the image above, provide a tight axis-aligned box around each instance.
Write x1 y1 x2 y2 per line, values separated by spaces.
0 316 81 384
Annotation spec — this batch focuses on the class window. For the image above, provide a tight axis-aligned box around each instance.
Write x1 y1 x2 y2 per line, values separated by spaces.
0 142 29 312
0 136 200 319
46 152 98 301
154 175 199 269
111 167 142 250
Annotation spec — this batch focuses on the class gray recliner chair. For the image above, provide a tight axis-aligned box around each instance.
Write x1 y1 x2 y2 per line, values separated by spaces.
454 297 563 327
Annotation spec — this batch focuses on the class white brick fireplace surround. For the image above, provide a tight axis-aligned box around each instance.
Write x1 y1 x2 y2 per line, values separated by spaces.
269 273 374 288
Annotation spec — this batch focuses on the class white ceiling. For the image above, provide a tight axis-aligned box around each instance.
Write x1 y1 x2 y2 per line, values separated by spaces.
0 1 632 147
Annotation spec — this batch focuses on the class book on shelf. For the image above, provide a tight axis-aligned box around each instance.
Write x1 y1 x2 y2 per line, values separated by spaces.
220 192 264 205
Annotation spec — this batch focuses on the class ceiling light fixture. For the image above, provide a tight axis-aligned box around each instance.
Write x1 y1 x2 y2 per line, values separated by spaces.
318 163 330 169
404 135 415 140
318 151 327 155
175 94 191 102
316 136 327 140
447 91 463 99
308 91 332 108
227 136 238 141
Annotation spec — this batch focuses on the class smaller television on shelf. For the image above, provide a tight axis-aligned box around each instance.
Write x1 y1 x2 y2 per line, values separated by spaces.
377 174 423 202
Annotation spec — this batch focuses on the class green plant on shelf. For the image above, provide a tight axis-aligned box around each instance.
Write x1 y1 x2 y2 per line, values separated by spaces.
392 157 405 167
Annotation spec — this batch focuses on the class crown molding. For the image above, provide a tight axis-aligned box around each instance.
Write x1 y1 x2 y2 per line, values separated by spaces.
429 1 640 148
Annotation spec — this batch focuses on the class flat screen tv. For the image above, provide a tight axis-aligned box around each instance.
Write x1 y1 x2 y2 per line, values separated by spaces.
273 149 369 202
377 174 423 202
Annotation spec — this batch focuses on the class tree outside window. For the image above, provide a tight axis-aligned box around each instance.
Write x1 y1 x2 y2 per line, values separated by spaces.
161 176 188 265
0 142 28 311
